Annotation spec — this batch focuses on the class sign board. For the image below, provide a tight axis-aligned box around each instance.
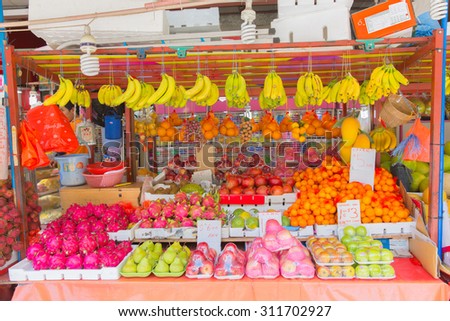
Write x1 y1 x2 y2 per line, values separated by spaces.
337 199 361 238
0 106 8 180
197 220 222 255
258 211 282 236
349 148 376 188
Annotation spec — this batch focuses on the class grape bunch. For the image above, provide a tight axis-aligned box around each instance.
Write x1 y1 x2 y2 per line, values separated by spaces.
181 116 203 142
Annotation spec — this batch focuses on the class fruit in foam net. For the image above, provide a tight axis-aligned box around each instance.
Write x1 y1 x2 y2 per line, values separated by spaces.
381 264 395 277
219 114 239 137
380 248 394 262
157 119 178 142
355 265 370 278
368 264 382 277
200 111 220 141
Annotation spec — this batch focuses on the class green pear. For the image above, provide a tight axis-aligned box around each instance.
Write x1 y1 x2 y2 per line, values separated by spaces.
137 257 152 273
182 245 191 257
170 241 182 253
162 248 177 265
154 259 170 273
169 257 185 273
121 257 137 273
148 251 160 260
148 257 157 269
140 240 154 252
154 242 163 255
132 247 147 264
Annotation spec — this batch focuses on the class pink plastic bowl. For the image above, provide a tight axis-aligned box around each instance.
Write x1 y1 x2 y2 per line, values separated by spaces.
82 168 126 188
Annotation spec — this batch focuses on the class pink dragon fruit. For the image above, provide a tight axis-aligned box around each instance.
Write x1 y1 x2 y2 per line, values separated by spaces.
93 204 108 218
91 220 106 233
174 203 189 220
78 234 98 254
201 207 217 220
76 220 91 234
33 251 50 270
189 192 202 205
47 220 62 233
101 209 119 224
140 208 151 220
128 212 140 223
174 192 188 203
181 218 195 227
49 253 66 270
26 243 44 261
99 240 115 253
70 206 89 223
66 254 83 269
117 240 132 253
106 221 121 232
99 251 120 267
62 220 77 234
162 202 175 219
189 204 203 220
40 228 56 241
61 234 79 256
167 219 180 228
45 234 63 255
153 218 168 228
83 253 100 269
12 242 23 252
147 202 162 218
139 219 153 228
118 217 129 230
202 194 216 208
95 231 109 247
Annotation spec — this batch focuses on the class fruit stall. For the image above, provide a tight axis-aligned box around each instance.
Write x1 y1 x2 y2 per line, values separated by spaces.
1 1 450 301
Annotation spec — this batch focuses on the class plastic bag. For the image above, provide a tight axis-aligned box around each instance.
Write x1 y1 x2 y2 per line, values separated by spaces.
393 118 430 163
26 104 79 153
19 120 50 170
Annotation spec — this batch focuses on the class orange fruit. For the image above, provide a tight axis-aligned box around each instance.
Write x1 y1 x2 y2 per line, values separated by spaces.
157 127 166 137
306 126 316 136
161 121 171 129
272 130 282 140
315 127 325 136
219 126 227 135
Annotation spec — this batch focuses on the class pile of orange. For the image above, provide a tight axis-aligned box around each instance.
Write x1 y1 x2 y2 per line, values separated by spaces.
279 113 294 133
200 111 219 140
295 110 340 138
157 119 178 142
258 112 282 140
219 114 239 137
168 111 183 126
285 164 413 227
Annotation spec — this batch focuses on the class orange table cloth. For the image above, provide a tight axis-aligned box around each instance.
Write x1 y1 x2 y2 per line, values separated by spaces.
12 258 450 301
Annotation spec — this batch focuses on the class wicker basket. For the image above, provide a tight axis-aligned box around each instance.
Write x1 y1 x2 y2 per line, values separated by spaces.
380 94 418 128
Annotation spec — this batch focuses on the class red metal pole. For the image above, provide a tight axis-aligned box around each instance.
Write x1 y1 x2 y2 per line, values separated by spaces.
428 29 444 244
4 45 28 252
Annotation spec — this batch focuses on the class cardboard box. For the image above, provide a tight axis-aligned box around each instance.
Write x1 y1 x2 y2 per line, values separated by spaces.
60 182 142 212
351 0 416 39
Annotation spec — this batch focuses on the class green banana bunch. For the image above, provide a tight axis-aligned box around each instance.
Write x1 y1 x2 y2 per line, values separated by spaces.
260 70 287 109
369 127 397 152
295 71 323 107
365 63 409 102
43 75 74 107
224 71 250 108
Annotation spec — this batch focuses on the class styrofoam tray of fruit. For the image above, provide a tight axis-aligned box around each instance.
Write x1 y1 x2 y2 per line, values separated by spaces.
354 259 394 265
153 270 185 278
314 224 338 237
281 273 315 279
356 275 396 280
317 275 355 280
185 273 213 279
8 252 130 281
214 273 244 280
246 274 279 279
355 264 396 279
362 222 415 235
120 271 152 278
108 222 140 241
312 257 355 266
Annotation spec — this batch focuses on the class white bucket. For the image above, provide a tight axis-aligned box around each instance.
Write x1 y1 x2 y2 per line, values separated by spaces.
54 154 90 186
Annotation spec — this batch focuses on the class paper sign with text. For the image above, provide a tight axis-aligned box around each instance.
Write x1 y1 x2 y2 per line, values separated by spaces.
197 220 222 255
349 148 376 188
337 199 361 238
258 211 282 236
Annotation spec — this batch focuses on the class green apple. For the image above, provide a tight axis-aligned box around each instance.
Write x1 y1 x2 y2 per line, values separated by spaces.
233 208 245 217
402 160 417 172
231 216 245 228
346 241 359 254
445 141 450 156
381 265 396 277
281 216 291 227
370 240 383 249
355 226 367 237
343 226 356 237
367 248 381 262
245 217 259 229
358 241 371 249
380 249 394 262
368 264 382 277
239 211 252 220
355 249 368 262
355 265 370 278
340 235 352 246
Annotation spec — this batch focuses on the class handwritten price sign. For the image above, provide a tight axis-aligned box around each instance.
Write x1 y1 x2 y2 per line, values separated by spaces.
337 200 361 238
349 148 376 188
197 220 222 255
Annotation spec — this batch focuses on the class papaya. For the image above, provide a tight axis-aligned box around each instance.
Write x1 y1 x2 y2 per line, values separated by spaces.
341 117 360 147
353 133 371 149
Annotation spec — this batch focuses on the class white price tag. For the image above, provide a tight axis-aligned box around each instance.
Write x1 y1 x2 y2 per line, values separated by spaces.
337 200 361 238
349 148 376 188
197 220 222 255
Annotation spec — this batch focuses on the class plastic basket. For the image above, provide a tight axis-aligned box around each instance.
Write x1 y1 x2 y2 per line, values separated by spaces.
82 168 126 188
380 94 418 128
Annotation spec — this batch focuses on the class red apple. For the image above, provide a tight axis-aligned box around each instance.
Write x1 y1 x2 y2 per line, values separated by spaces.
186 264 199 276
270 185 284 195
241 176 255 188
284 177 295 188
282 184 293 193
256 185 269 195
225 177 239 190
268 176 283 186
218 186 229 195
254 175 267 187
243 187 255 195
230 186 242 195
248 168 262 176
200 261 214 275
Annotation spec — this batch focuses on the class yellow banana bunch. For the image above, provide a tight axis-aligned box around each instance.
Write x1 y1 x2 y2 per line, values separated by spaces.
365 63 409 101
329 73 360 104
145 73 176 107
446 68 450 96
43 75 74 107
358 80 376 106
369 127 397 152
320 79 339 104
260 70 287 109
98 84 123 107
197 83 220 107
167 85 188 108
71 85 91 108
111 75 138 107
224 71 250 108
295 71 323 107
127 81 157 111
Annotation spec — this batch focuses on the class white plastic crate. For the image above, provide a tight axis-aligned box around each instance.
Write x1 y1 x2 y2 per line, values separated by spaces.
314 224 339 237
108 222 140 241
29 0 168 49
8 251 130 282
244 228 261 237
363 222 415 236
298 225 315 237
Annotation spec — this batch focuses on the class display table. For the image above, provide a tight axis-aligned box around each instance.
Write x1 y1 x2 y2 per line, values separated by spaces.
11 259 450 301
